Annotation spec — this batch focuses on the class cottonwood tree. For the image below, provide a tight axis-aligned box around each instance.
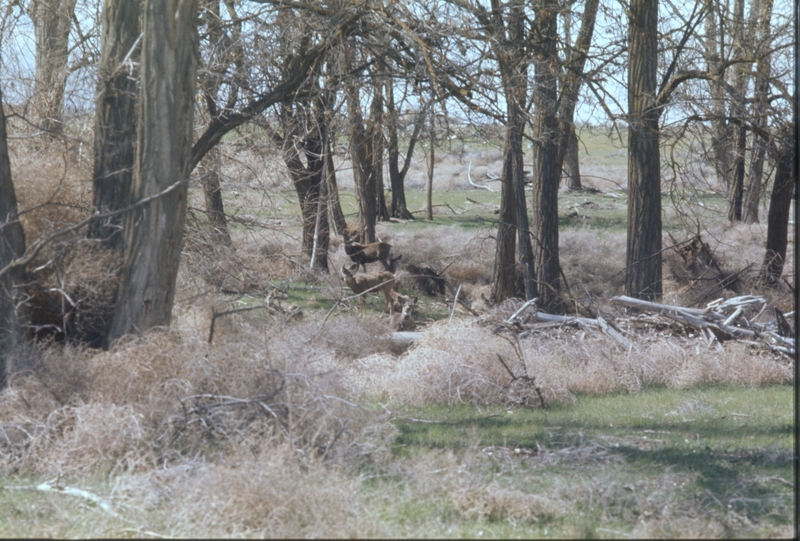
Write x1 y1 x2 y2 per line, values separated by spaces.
557 0 599 191
0 88 28 388
107 0 200 343
762 125 795 285
88 0 140 248
27 0 77 135
625 0 662 300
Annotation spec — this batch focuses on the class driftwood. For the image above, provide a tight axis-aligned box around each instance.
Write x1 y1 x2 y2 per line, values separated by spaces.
610 295 795 357
505 299 632 350
491 294 794 360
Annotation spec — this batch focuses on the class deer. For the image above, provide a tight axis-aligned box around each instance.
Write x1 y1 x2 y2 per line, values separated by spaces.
390 301 416 331
390 290 418 314
340 263 396 315
342 232 402 274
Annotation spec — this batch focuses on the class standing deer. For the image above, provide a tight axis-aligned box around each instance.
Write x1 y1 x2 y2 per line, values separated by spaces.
342 232 402 273
341 263 396 315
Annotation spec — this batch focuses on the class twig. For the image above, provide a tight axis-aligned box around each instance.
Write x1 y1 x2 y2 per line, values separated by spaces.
467 161 494 191
506 298 537 325
449 284 462 323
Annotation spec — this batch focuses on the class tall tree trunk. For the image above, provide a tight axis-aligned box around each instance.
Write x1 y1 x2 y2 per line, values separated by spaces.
284 127 329 271
626 0 662 300
386 79 423 220
743 0 774 224
107 0 199 344
558 0 598 193
491 145 517 303
325 136 347 236
29 0 77 135
200 148 232 247
426 117 434 222
704 0 735 192
0 89 28 388
89 0 140 248
530 0 562 310
342 42 377 243
562 127 582 190
373 86 389 223
727 0 759 222
762 134 795 284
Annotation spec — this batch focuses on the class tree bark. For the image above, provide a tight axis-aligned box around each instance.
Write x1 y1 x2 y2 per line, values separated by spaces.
89 0 140 248
529 0 562 309
29 0 77 135
762 135 795 284
342 42 377 243
562 127 582 190
704 0 735 193
200 148 233 248
743 0 774 224
0 89 28 388
558 0 598 192
727 0 759 222
625 0 663 300
386 78 423 220
491 143 518 303
426 117 434 222
325 135 347 236
107 0 199 344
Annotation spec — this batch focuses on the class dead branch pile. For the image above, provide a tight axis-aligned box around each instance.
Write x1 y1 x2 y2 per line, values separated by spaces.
491 295 795 359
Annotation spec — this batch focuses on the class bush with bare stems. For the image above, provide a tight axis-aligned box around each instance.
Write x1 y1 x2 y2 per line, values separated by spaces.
341 263 396 315
342 232 402 273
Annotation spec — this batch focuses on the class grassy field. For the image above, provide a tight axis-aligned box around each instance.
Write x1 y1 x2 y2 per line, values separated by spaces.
1 123 795 538
0 385 792 538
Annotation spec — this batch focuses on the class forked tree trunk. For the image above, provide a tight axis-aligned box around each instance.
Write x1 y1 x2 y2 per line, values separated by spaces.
0 89 28 388
29 0 77 135
386 78 424 220
89 0 140 248
107 0 199 344
626 0 662 300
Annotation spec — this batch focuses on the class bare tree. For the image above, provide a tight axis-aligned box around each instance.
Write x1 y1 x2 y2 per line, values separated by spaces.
385 77 428 220
28 0 77 135
742 0 775 223
107 0 200 344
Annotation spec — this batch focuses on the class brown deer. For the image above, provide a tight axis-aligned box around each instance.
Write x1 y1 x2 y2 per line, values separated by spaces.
390 301 416 331
390 290 418 314
341 263 396 315
342 232 402 273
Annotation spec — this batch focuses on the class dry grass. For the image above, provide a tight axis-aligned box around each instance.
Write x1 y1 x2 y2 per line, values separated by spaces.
1 129 794 538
